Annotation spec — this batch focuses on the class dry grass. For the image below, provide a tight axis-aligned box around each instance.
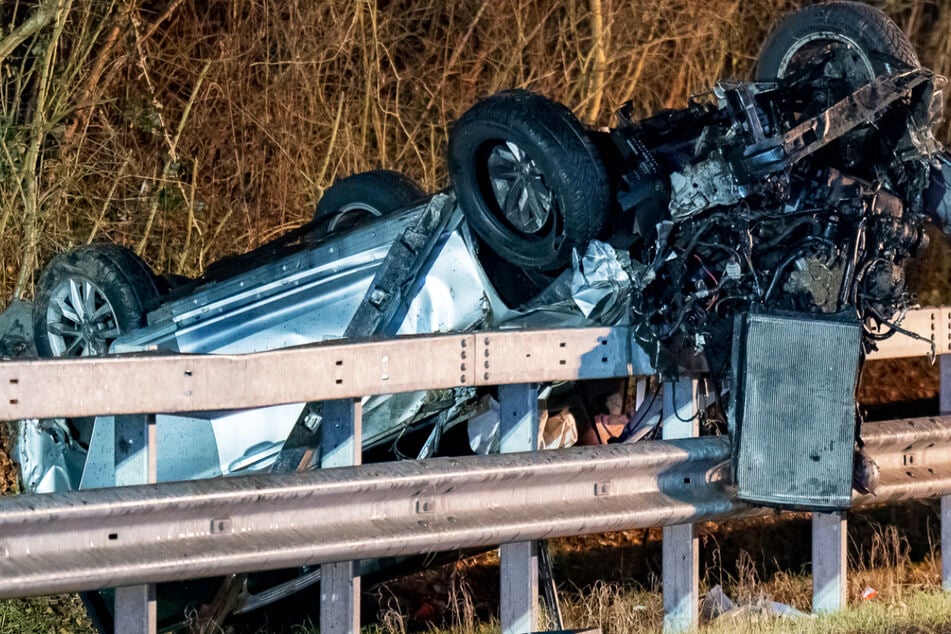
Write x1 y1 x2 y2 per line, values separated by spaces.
0 594 92 634
0 424 18 495
355 503 947 633
360 548 951 634
2 0 951 302
699 591 951 633
559 581 663 634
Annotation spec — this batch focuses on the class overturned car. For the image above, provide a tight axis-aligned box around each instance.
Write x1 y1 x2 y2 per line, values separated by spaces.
14 0 951 625
22 0 951 513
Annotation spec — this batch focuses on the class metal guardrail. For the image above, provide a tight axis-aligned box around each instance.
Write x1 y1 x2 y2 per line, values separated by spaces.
0 327 637 419
1 307 950 632
0 417 948 598
867 306 951 359
0 305 945 420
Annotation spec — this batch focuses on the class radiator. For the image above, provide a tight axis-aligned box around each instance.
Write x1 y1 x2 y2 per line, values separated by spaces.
731 311 862 510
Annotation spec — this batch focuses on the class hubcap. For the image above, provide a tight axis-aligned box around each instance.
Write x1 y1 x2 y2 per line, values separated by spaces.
487 141 554 234
46 277 121 357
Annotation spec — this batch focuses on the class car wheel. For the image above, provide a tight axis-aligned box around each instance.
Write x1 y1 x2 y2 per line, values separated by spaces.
32 243 159 358
448 90 609 271
313 169 426 236
756 1 918 85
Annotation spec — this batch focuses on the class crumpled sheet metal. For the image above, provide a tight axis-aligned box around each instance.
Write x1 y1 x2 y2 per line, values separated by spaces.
14 419 83 494
11 234 642 494
514 240 633 327
569 240 632 320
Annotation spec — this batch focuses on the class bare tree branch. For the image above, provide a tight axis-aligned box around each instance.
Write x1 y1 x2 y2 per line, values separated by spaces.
0 1 58 68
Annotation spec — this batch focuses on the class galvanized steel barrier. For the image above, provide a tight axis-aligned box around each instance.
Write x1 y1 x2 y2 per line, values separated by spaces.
1 307 951 633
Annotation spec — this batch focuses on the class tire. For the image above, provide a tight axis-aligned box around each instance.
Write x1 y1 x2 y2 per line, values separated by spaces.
33 243 159 358
448 90 609 271
313 170 426 236
756 1 918 84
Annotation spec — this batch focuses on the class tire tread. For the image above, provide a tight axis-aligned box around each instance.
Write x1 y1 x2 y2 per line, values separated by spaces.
756 1 918 80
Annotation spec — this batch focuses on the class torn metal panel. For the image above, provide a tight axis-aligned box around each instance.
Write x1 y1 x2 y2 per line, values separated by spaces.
14 419 84 493
344 193 459 338
510 240 634 329
72 196 500 488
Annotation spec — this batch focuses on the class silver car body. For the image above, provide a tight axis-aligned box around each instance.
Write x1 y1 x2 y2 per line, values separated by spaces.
18 199 638 492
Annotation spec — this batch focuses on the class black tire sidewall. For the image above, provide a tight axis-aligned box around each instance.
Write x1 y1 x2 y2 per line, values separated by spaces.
756 1 919 81
449 91 609 271
314 170 425 224
452 119 577 268
33 244 159 358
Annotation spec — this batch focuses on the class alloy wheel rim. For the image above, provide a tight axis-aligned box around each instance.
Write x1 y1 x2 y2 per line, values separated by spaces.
46 277 120 357
486 141 554 234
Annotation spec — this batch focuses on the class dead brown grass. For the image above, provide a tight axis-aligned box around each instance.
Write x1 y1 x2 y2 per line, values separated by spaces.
363 505 945 633
0 423 18 495
359 502 943 633
1 0 950 301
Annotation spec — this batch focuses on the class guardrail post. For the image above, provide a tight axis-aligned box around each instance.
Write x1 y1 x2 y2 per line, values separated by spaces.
320 399 362 634
113 414 157 634
662 378 699 634
943 497 951 592
941 354 951 591
812 511 847 612
499 383 539 634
